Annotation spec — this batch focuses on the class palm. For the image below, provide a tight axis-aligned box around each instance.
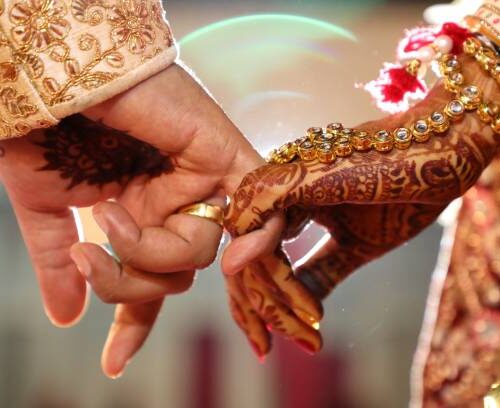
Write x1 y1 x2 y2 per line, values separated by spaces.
0 112 231 328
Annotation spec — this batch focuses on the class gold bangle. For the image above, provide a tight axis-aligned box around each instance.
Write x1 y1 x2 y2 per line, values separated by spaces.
178 203 224 227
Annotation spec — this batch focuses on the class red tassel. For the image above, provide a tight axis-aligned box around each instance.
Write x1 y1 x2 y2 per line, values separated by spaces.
438 22 471 55
365 22 471 114
362 63 427 114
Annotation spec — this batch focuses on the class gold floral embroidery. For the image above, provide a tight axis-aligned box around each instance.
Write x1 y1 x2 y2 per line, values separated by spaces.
0 119 28 137
108 0 154 54
0 86 38 117
10 0 70 51
0 0 174 136
71 0 105 25
0 61 18 81
41 31 120 104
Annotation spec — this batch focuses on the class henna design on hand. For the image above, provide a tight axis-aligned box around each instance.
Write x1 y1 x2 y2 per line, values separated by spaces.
35 114 172 189
227 56 499 236
223 56 499 359
296 204 447 299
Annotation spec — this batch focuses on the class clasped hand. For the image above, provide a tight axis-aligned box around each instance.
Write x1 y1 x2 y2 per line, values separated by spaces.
0 55 497 377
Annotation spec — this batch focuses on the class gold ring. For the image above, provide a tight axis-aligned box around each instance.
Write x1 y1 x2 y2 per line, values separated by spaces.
178 203 224 227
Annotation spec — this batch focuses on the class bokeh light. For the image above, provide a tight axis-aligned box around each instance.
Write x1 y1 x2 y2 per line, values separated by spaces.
179 14 358 152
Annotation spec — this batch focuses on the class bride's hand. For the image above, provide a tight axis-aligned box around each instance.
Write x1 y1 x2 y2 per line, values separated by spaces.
221 52 499 357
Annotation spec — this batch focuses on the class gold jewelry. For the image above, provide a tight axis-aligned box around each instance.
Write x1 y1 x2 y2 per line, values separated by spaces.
465 1 500 46
335 134 354 157
266 37 500 166
373 130 394 152
393 128 412 150
298 140 317 161
485 382 500 407
351 130 372 151
429 111 451 133
178 203 224 227
412 119 432 143
316 142 336 163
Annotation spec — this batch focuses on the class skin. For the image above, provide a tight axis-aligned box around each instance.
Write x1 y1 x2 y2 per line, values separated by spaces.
0 63 273 378
222 53 500 357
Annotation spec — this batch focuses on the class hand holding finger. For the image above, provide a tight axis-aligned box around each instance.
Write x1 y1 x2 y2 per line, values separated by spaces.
93 201 223 272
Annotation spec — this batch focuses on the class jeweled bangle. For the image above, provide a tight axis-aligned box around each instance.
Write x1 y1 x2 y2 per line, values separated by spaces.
465 1 500 46
266 37 500 166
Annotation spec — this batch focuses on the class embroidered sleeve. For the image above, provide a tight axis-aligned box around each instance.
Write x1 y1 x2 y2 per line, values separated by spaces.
467 0 500 45
0 0 176 138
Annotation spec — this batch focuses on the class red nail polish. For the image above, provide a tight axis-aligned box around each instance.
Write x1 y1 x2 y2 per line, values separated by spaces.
250 340 267 363
296 339 318 355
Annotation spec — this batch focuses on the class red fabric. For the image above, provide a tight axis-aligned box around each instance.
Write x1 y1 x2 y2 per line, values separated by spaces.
439 22 471 55
403 27 435 53
384 67 425 102
401 22 471 58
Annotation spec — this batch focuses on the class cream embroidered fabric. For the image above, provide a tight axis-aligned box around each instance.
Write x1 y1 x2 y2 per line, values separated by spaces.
469 0 500 45
0 0 176 139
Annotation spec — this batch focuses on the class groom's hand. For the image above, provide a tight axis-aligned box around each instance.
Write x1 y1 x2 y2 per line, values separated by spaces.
0 62 269 378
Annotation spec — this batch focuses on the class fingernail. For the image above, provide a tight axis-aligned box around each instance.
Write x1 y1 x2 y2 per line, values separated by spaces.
296 339 318 356
93 210 109 235
250 340 267 363
70 246 91 279
108 370 124 380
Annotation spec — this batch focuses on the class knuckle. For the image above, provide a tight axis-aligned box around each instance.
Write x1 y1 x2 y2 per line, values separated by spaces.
97 286 120 304
172 271 195 293
193 245 218 269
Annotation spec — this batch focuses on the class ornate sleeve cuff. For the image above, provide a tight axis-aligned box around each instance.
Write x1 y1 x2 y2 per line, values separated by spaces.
466 0 500 45
0 0 177 139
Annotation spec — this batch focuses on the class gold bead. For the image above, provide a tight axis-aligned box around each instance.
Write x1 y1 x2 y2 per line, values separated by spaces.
298 140 317 161
314 132 337 145
335 136 353 157
307 127 323 140
277 142 298 163
463 37 482 55
429 111 450 133
460 85 483 110
393 128 412 150
444 72 464 93
372 130 394 152
326 122 343 136
476 47 497 71
412 119 432 143
341 128 355 138
266 149 279 164
405 59 421 76
316 142 336 164
439 54 460 75
444 99 466 120
351 130 372 151
491 116 500 134
295 136 308 146
477 103 499 124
